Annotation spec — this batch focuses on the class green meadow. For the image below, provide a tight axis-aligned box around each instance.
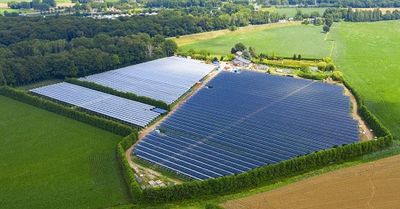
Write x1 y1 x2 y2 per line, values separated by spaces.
263 7 327 17
178 24 332 58
331 21 400 138
0 95 130 209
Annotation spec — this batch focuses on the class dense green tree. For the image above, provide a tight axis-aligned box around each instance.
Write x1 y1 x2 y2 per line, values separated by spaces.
0 69 6 85
325 63 336 71
323 24 330 33
249 47 257 58
325 17 333 27
0 9 282 46
234 42 247 52
163 40 178 56
0 34 177 86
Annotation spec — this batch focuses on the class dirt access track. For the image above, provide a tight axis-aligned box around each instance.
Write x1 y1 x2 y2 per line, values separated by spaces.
223 154 400 209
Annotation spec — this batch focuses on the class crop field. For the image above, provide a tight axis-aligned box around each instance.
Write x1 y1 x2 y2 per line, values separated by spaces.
0 95 130 209
331 21 400 138
177 24 332 58
262 7 327 17
223 154 400 209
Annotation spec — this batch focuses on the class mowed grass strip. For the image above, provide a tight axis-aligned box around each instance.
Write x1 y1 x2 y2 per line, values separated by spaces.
331 21 400 138
177 24 332 58
0 95 130 209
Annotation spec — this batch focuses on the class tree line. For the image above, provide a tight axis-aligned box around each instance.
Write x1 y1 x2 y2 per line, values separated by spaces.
145 0 223 8
8 0 56 11
0 9 282 45
0 33 176 86
144 0 400 8
0 8 282 87
255 0 400 7
324 8 400 22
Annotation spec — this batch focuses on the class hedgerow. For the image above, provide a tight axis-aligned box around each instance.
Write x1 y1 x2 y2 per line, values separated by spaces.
0 86 132 136
65 78 170 110
117 133 143 201
343 80 391 138
296 70 328 80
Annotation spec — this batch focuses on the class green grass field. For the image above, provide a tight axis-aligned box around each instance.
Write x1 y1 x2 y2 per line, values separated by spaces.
0 96 130 209
262 7 327 18
178 24 332 58
0 8 20 14
331 21 400 138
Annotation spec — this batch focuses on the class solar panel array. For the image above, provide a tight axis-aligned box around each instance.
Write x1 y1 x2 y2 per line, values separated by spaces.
30 82 161 127
79 56 215 104
133 71 359 180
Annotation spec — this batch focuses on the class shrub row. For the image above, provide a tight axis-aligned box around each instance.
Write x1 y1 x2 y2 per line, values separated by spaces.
254 59 302 69
65 78 170 110
137 79 393 203
279 56 323 62
0 86 132 136
117 133 143 201
296 70 328 80
343 79 391 138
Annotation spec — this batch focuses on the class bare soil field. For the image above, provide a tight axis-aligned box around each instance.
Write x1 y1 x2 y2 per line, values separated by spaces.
223 154 400 209
57 2 75 7
0 3 7 8
355 8 399 12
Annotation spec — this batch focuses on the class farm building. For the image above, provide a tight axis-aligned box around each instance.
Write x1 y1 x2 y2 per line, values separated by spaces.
232 56 251 67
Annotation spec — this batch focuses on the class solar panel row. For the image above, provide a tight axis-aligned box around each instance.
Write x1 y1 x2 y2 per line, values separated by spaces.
30 82 161 127
134 71 360 180
79 56 215 104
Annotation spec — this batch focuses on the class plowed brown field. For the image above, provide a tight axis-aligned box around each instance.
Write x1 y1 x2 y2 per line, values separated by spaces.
223 155 400 209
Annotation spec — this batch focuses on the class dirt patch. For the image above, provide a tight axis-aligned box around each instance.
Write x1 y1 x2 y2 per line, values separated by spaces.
223 154 400 209
343 85 374 141
0 3 8 8
354 8 399 13
57 2 75 7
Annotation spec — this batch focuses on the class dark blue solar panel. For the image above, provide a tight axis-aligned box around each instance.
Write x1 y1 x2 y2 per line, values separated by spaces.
133 71 359 180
